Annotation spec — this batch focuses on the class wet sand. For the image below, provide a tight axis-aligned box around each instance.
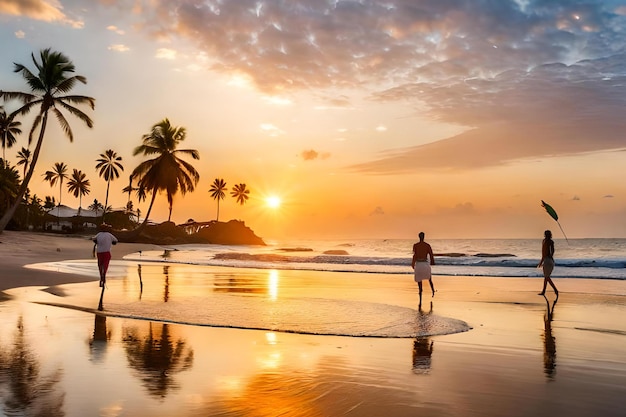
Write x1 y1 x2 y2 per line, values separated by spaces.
1 231 626 416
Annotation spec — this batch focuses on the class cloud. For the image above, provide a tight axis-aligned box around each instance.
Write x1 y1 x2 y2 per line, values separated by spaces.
120 1 626 170
603 194 614 198
14 30 25 39
108 44 130 52
0 0 83 27
107 25 125 35
260 123 284 137
300 149 330 161
369 206 385 216
155 48 177 60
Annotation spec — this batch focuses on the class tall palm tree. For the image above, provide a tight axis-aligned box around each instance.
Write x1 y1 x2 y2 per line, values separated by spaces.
67 168 90 215
230 183 250 206
209 178 227 221
95 149 123 216
43 162 68 219
15 147 31 179
0 48 95 233
132 118 200 226
0 106 22 160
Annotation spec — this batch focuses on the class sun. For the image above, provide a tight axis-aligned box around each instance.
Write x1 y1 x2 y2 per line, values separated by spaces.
266 196 282 209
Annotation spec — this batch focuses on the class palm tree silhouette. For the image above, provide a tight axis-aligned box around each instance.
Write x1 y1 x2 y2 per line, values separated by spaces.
209 178 227 221
0 106 22 160
122 174 135 206
95 149 124 218
0 48 95 233
15 147 31 179
230 183 250 206
132 118 200 225
67 168 90 216
43 162 68 220
88 198 104 217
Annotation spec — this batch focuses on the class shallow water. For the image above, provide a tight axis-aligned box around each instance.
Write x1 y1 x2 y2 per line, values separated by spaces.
2 263 626 416
24 261 470 338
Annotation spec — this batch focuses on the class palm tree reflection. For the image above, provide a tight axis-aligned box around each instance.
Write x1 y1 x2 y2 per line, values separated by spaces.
123 322 193 398
542 295 557 379
412 302 434 374
0 316 64 415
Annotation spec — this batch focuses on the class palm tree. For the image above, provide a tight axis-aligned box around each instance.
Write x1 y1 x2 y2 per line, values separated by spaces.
122 174 135 205
43 195 56 211
66 169 90 215
209 178 227 221
95 149 123 217
0 106 22 160
0 48 95 233
0 160 20 214
88 198 104 216
15 147 31 179
43 162 68 219
132 118 200 226
230 183 250 206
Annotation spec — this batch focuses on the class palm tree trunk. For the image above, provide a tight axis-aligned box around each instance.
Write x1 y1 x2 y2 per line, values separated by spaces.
134 187 158 233
0 113 48 233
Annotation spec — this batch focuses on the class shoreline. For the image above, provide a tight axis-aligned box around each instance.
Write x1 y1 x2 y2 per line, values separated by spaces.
0 229 161 292
1 230 626 416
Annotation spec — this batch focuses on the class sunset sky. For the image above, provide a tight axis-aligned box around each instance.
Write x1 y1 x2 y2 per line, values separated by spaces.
1 0 625 239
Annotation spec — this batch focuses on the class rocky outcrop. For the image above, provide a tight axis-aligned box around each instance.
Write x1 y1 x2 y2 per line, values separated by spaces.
115 220 265 246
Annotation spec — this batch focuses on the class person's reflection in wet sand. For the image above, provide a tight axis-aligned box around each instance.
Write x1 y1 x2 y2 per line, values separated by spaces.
163 265 170 302
137 264 143 300
542 295 557 379
412 302 434 374
90 314 110 363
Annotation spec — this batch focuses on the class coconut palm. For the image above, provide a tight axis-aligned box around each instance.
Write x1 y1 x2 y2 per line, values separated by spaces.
209 178 227 221
95 149 123 216
88 198 104 216
132 118 200 226
67 169 90 215
0 106 22 160
43 162 68 219
230 183 250 206
15 147 31 179
0 48 95 233
43 195 56 211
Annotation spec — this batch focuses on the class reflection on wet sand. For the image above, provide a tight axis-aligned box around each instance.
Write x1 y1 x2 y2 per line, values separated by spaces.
542 295 557 379
90 314 110 363
412 302 435 374
213 274 268 295
200 355 440 417
123 322 194 398
0 316 65 416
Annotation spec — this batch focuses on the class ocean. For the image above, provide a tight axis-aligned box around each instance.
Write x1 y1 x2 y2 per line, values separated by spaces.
125 238 626 280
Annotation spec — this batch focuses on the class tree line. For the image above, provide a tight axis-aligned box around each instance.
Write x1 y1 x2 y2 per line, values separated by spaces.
0 48 249 233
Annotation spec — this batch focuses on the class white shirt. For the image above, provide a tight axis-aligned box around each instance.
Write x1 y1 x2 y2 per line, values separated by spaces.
93 232 118 253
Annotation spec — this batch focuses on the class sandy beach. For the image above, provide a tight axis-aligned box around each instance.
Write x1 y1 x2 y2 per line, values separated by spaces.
1 231 625 416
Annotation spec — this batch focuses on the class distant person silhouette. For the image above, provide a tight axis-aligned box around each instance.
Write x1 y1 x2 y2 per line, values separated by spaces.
538 230 559 297
93 223 118 287
412 232 436 305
